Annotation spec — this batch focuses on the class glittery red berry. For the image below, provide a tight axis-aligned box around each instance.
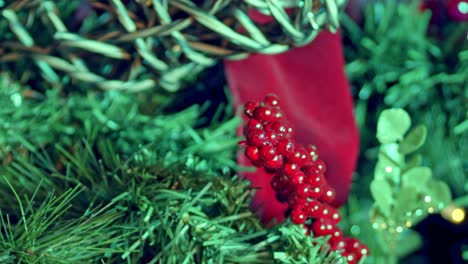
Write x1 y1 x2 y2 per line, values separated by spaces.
302 164 319 177
241 95 368 259
357 244 370 258
264 130 279 146
315 159 327 174
319 185 336 204
245 146 259 161
329 236 347 251
287 148 308 167
290 209 307 224
271 173 288 191
271 121 294 138
284 125 294 138
306 145 319 161
271 121 287 134
311 219 335 236
342 252 357 264
345 238 361 252
305 201 328 218
297 148 309 167
304 173 325 187
308 186 323 199
260 145 276 161
263 94 280 107
315 203 332 219
254 106 274 123
270 108 284 121
244 101 258 118
328 207 342 224
295 183 312 198
246 130 267 147
263 122 273 131
330 227 343 240
264 155 283 170
276 139 295 156
304 200 321 218
345 238 369 258
283 163 299 176
245 119 263 132
290 171 305 185
289 195 308 209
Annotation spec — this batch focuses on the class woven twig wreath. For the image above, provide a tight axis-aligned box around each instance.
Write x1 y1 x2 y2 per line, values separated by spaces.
0 0 345 91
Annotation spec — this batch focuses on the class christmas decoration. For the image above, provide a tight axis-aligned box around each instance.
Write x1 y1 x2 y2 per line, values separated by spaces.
0 0 344 92
442 205 466 224
0 73 356 263
447 0 468 21
225 30 359 223
240 94 369 263
0 0 466 263
420 0 468 23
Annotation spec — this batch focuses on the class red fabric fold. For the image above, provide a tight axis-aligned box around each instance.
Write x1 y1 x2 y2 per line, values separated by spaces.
224 31 359 223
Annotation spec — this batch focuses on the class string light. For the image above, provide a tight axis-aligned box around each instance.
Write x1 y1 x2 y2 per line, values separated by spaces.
459 1 468 15
385 166 393 173
405 221 412 228
424 195 432 203
451 208 466 223
442 205 466 224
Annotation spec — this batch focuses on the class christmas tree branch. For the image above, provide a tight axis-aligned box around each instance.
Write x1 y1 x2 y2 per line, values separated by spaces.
0 75 349 262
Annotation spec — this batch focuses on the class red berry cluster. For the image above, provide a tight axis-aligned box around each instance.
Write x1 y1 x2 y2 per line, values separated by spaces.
241 94 369 263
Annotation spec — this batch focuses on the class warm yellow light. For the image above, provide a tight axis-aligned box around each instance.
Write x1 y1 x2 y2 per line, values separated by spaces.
442 205 466 224
451 208 466 224
405 221 412 228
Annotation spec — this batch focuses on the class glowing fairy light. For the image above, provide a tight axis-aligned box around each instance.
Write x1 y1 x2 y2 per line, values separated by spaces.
385 166 393 173
424 195 431 203
442 205 466 224
459 2 468 15
451 208 466 224
405 221 412 228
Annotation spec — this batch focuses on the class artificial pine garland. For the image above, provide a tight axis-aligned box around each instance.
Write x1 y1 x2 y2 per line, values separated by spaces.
0 76 350 263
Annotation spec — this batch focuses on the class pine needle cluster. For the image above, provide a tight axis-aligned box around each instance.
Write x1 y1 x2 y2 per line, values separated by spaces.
0 75 346 263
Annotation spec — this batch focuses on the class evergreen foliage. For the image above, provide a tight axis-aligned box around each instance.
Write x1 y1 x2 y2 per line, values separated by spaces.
0 0 466 263
0 75 346 263
343 1 467 196
341 1 467 263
